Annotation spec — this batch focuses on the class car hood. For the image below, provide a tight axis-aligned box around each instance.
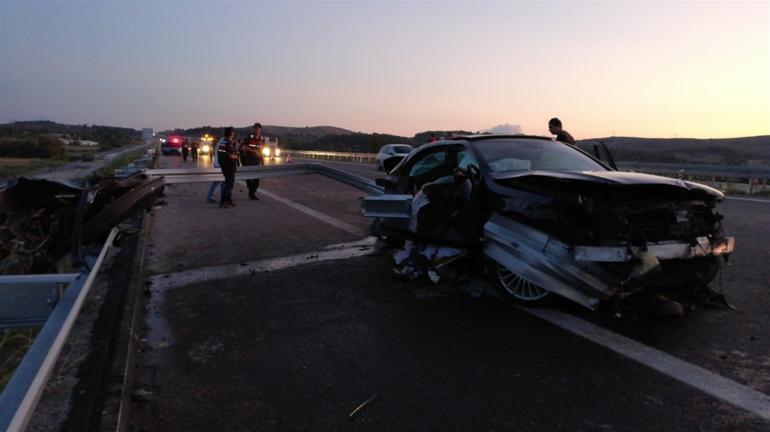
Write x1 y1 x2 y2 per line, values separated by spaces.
491 170 724 200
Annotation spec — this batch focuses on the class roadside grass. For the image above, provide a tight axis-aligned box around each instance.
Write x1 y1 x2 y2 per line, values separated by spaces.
0 328 38 391
64 145 101 162
87 147 148 180
0 158 66 178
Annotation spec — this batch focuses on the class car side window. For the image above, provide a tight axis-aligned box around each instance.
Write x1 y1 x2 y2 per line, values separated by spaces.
456 149 479 171
409 151 448 178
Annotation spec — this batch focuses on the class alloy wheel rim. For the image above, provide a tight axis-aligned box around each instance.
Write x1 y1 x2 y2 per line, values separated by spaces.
496 266 549 301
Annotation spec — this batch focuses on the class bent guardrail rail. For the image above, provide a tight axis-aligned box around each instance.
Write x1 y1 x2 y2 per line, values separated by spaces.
144 163 385 196
0 227 119 432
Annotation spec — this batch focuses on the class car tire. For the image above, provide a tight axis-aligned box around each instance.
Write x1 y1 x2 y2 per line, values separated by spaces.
494 263 553 307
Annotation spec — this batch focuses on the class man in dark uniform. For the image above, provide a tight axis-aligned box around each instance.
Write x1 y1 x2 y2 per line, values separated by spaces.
191 141 199 162
239 122 265 200
217 127 239 208
548 117 576 145
182 138 190 161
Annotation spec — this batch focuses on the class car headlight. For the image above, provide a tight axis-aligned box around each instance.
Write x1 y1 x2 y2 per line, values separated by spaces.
275 148 280 156
202 144 210 153
262 147 271 157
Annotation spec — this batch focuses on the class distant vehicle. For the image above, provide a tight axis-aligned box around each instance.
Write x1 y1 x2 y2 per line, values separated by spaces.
200 133 215 155
161 135 184 156
376 144 414 171
261 137 281 161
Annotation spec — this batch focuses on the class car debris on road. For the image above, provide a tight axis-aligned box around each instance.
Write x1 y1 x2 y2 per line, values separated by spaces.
0 173 165 276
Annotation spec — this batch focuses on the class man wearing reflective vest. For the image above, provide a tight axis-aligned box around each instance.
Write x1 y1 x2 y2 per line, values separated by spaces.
217 126 239 208
239 122 265 200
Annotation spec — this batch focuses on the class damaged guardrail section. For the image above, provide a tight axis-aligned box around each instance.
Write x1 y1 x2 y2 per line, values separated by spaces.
483 214 613 310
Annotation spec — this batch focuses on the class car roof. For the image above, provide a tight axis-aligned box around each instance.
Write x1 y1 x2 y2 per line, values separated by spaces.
452 134 554 142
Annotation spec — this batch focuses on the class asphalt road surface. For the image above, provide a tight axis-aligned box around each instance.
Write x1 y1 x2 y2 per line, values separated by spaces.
131 154 770 431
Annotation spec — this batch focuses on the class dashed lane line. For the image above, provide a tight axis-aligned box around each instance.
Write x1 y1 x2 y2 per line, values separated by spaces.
147 236 377 291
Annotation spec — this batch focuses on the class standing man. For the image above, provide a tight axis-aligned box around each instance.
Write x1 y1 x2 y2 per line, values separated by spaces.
206 135 222 203
239 122 265 200
182 138 190 161
217 127 239 208
548 117 576 145
191 141 199 162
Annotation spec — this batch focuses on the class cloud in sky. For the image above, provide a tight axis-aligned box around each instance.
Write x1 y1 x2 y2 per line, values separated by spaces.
485 123 523 135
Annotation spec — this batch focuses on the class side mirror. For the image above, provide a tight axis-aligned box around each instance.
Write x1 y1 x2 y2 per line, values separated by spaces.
382 155 404 173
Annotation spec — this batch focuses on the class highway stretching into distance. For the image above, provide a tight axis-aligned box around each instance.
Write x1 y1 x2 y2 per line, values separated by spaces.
131 153 770 431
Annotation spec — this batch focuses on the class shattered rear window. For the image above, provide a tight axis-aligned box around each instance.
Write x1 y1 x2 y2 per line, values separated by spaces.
475 139 607 173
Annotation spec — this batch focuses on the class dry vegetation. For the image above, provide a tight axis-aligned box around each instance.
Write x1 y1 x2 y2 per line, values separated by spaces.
0 158 66 178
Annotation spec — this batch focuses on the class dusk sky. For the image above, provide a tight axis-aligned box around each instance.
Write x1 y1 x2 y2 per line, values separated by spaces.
1 1 768 139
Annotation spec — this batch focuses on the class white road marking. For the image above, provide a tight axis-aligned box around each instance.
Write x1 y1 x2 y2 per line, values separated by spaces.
257 188 365 236
147 236 377 291
522 307 770 421
235 180 366 236
726 196 770 204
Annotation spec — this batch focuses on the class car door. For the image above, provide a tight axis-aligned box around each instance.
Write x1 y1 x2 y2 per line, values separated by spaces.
586 140 617 169
361 144 475 236
361 145 454 220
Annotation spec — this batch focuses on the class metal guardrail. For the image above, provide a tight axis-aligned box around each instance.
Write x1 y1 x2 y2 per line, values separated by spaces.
0 274 80 329
0 227 119 432
282 150 377 163
145 163 385 196
283 149 770 189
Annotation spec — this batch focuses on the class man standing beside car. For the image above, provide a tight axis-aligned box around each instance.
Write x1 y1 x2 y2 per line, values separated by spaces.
217 127 239 208
548 117 576 145
239 122 265 200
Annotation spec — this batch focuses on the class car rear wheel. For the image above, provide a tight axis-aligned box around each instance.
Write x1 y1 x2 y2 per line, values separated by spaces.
495 263 552 306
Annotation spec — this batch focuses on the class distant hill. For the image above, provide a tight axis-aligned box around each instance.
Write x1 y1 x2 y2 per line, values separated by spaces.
0 121 142 161
580 136 770 166
0 120 142 148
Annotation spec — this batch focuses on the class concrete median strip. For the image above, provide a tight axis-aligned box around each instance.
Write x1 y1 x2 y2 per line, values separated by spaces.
523 307 770 421
147 236 377 291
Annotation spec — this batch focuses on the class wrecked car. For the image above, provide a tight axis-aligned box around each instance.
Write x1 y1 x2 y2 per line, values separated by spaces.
362 135 734 310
